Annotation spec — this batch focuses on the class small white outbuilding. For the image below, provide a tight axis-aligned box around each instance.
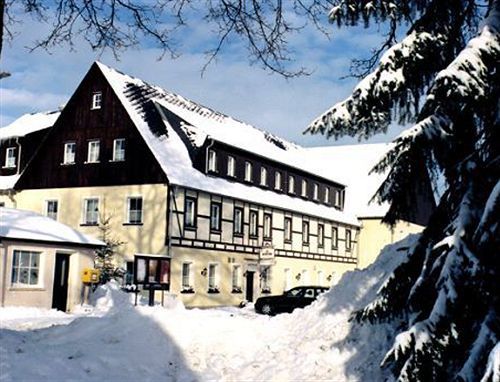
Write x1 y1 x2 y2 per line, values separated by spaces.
0 207 104 311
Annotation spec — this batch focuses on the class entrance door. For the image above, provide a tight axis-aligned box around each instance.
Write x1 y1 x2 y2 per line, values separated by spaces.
52 253 70 311
245 271 255 302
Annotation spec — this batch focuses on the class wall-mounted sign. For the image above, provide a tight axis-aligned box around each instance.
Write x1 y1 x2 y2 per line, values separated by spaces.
259 243 275 265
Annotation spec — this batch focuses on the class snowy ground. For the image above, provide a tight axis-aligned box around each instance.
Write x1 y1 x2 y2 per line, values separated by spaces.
0 236 417 382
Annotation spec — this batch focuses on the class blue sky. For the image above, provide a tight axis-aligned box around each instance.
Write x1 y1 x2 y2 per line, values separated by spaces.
0 5 405 147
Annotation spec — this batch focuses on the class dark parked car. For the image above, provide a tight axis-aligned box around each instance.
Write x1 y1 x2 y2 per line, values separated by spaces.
254 286 329 315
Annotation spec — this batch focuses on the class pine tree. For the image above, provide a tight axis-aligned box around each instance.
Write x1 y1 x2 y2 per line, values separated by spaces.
306 1 499 380
94 215 125 283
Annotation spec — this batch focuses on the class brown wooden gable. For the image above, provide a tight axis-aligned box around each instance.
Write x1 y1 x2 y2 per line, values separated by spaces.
16 63 168 190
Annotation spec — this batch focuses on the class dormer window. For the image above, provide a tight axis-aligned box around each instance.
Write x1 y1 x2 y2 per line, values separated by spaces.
274 171 282 190
208 149 217 172
113 138 126 162
245 161 253 182
301 180 308 197
324 187 330 204
227 155 235 177
313 183 319 200
87 140 100 163
91 91 102 109
63 142 76 164
288 175 295 194
260 166 268 186
4 147 16 168
334 189 341 208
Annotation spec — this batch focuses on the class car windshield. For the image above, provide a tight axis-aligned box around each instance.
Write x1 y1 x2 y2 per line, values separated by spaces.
286 288 303 297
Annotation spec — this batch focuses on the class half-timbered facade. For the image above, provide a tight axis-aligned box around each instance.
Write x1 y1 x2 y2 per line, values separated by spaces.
0 62 433 308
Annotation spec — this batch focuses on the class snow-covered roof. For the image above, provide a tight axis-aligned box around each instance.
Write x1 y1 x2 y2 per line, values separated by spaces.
96 62 359 225
304 143 391 218
0 174 20 191
0 207 105 247
0 110 60 140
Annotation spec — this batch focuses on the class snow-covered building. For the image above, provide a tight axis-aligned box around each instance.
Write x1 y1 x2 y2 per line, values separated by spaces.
0 207 104 311
0 62 433 307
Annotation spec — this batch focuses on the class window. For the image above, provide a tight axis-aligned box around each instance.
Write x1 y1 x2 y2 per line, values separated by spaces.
232 265 241 290
301 269 309 285
346 229 352 251
264 213 272 239
5 147 16 168
302 221 309 244
313 183 319 200
210 202 222 231
91 91 102 109
83 198 99 225
334 189 341 208
208 263 218 290
208 149 217 172
301 180 308 197
317 270 324 286
332 227 338 249
127 197 143 224
45 200 58 220
284 268 291 291
249 210 258 237
288 175 295 194
11 250 40 287
113 138 126 161
324 187 330 204
63 142 76 164
318 224 324 247
134 257 170 285
274 171 282 190
227 155 235 177
181 262 192 289
185 197 197 228
245 161 253 182
284 217 292 242
260 166 268 186
234 207 244 235
87 140 100 163
261 266 271 291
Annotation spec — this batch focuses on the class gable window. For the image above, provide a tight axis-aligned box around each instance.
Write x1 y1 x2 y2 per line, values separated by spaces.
324 187 330 204
264 213 272 239
45 200 58 220
313 183 319 200
83 198 99 225
127 197 143 224
301 180 308 197
332 227 338 249
91 91 102 109
208 263 219 291
260 166 268 186
4 147 16 168
227 155 236 177
181 262 192 290
244 161 253 182
113 139 126 161
11 250 40 287
210 202 222 232
334 189 341 208
318 224 324 247
208 149 217 172
185 197 197 228
288 175 295 194
249 210 258 237
63 142 76 164
346 229 352 251
302 221 309 244
284 217 292 242
274 171 282 190
87 140 100 163
232 265 241 291
234 207 244 235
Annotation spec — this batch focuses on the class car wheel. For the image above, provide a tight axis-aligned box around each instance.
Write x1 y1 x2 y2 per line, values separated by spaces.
261 303 273 315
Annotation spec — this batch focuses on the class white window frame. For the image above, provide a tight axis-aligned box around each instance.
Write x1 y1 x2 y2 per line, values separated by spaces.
234 207 243 235
184 197 196 228
127 196 143 224
208 263 219 290
284 217 292 242
210 202 222 231
313 183 319 200
113 138 126 162
334 189 341 207
318 224 324 247
264 213 272 239
63 142 76 164
284 268 291 291
181 262 193 289
332 227 339 249
208 149 217 172
274 171 282 190
232 264 242 290
249 210 258 237
5 147 16 168
261 266 271 290
244 161 253 182
260 166 268 186
302 221 309 244
87 140 100 163
324 187 330 204
288 175 295 194
45 199 59 221
301 180 308 197
346 229 352 251
227 155 235 177
301 269 309 286
11 250 42 288
82 198 99 225
91 91 102 110
317 270 324 286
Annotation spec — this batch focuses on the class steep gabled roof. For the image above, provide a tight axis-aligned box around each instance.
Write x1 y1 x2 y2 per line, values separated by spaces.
0 110 60 140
